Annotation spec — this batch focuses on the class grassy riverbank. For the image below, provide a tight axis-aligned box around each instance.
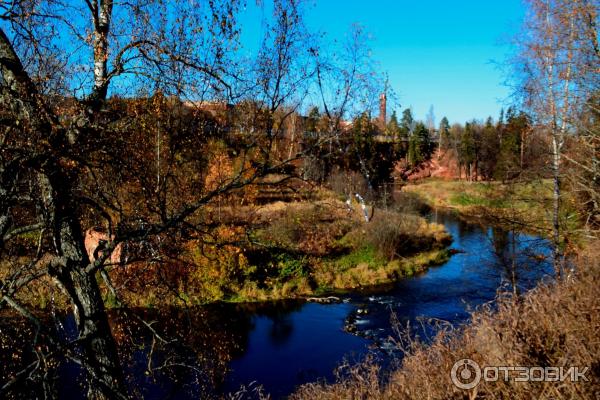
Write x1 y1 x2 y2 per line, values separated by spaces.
125 198 452 306
291 242 600 400
289 180 599 400
2 189 452 309
403 178 582 241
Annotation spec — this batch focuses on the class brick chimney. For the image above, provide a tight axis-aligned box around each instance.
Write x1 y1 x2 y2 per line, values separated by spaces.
379 92 387 127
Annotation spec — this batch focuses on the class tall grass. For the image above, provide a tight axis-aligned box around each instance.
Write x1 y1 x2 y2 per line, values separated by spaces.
291 244 600 400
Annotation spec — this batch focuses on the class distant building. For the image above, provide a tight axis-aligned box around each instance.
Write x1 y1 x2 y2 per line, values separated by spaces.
378 92 387 129
183 100 234 125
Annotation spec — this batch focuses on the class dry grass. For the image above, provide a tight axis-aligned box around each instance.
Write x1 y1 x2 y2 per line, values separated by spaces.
292 243 600 400
310 210 452 291
2 199 452 308
257 200 356 256
364 210 450 260
403 178 583 244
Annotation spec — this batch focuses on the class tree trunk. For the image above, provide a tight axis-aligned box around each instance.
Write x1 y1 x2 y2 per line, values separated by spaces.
1 11 127 397
546 3 575 279
91 0 113 103
42 172 128 399
61 267 127 399
520 129 525 170
468 163 472 182
551 135 562 279
288 113 297 160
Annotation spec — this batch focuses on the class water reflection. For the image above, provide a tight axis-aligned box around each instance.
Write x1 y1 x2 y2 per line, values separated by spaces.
50 306 256 399
345 210 553 358
0 211 554 399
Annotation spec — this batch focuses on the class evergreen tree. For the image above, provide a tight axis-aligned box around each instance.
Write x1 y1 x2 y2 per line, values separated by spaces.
479 116 500 179
439 116 450 151
398 108 413 154
386 111 400 138
494 107 525 181
387 111 404 157
351 112 375 174
460 122 476 180
305 106 320 134
400 108 414 132
347 111 397 191
407 122 433 167
415 121 433 160
407 135 419 167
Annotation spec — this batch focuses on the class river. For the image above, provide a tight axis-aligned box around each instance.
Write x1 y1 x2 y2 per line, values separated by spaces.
5 210 554 399
217 210 554 398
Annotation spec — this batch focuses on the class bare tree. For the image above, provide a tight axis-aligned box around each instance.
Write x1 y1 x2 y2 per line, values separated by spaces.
0 1 254 398
0 0 388 397
514 0 599 276
240 0 315 161
314 24 383 134
310 23 385 190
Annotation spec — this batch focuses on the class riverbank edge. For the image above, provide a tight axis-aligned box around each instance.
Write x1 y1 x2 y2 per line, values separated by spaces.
291 241 600 400
105 246 453 308
6 197 455 310
235 247 452 305
401 178 576 240
290 181 599 400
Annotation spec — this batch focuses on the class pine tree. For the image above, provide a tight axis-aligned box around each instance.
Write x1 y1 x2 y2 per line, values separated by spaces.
494 109 523 182
439 116 450 151
479 116 500 179
407 135 419 167
407 122 433 167
387 111 400 138
460 122 476 180
387 111 404 157
418 122 433 159
398 108 414 155
400 108 414 133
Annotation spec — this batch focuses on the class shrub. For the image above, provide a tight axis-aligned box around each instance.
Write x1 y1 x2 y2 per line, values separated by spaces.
391 190 431 215
258 202 356 256
327 169 371 200
348 210 450 261
276 253 309 279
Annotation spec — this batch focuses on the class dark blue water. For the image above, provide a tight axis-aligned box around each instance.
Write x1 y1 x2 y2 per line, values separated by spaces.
217 210 553 397
11 210 552 399
223 302 368 397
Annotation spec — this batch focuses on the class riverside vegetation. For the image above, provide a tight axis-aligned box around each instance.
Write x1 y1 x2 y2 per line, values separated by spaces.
1 0 598 398
287 179 599 399
403 179 582 241
4 187 452 308
291 242 600 400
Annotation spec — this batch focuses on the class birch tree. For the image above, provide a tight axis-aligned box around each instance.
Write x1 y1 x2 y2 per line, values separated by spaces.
515 0 599 276
0 1 244 398
0 1 384 397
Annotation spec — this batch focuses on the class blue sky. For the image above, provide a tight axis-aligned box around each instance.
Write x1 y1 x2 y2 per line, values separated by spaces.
238 0 525 125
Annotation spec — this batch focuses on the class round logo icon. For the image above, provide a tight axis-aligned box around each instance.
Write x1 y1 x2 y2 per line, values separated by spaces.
451 358 482 390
